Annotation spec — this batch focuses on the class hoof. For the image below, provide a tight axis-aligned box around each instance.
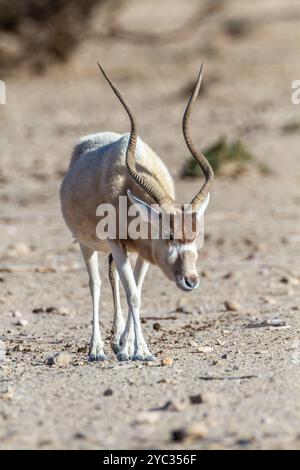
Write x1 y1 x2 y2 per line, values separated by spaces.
117 352 130 362
88 354 106 362
132 354 144 361
145 354 156 361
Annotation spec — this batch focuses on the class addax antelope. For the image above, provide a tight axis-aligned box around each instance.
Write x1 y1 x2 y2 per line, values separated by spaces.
60 64 214 362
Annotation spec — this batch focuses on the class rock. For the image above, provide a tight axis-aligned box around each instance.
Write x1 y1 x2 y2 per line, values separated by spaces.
197 346 213 354
153 322 161 331
161 356 173 366
224 300 240 312
247 318 286 328
32 308 44 314
45 306 58 313
11 310 22 318
279 275 299 286
57 306 70 316
162 399 186 412
171 423 208 442
103 388 113 396
7 243 32 257
189 394 203 404
46 351 71 367
15 318 28 327
135 412 160 425
269 318 286 327
188 340 198 348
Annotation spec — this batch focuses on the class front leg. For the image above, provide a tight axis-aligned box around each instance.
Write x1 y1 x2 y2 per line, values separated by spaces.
80 243 105 361
109 243 154 361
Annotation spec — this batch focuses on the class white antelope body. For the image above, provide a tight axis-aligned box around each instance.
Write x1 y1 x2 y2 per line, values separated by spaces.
60 64 214 361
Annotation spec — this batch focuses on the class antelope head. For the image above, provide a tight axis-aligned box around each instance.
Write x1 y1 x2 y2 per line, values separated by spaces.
98 63 214 292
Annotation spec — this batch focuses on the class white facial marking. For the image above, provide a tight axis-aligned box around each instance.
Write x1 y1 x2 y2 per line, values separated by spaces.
167 241 197 264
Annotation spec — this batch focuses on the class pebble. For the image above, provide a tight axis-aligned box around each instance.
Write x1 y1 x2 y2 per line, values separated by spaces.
134 412 160 425
162 399 186 412
189 394 203 404
11 310 22 318
103 388 113 396
46 351 71 367
153 322 161 331
197 346 213 354
189 392 217 405
7 243 32 257
161 356 173 366
15 318 28 327
171 423 208 442
224 300 240 312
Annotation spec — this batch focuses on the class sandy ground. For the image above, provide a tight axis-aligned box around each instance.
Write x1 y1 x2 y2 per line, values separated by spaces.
1 0 300 450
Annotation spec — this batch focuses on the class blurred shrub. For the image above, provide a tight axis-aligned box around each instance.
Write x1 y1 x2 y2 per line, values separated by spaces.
181 137 255 177
0 0 108 74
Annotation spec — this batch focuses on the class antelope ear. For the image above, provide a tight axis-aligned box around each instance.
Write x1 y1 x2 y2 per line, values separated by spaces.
127 189 160 227
196 193 210 220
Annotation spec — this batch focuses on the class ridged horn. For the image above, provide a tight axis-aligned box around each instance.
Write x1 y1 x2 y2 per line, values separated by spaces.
182 64 214 211
97 63 167 205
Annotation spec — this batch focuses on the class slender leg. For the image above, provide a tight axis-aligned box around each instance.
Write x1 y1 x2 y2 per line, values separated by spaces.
109 253 149 357
108 253 126 354
80 243 105 361
109 242 153 361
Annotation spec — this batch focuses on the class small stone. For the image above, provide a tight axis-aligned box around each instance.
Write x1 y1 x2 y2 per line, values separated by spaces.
261 296 276 305
32 308 44 314
189 394 203 404
269 318 286 327
7 243 32 257
221 353 227 359
57 306 70 316
188 340 198 348
153 322 161 331
15 318 28 327
224 300 240 312
197 346 213 354
162 399 186 411
46 351 71 367
135 412 160 425
171 423 208 442
161 356 173 366
103 388 113 396
223 272 235 279
12 310 22 318
45 306 58 313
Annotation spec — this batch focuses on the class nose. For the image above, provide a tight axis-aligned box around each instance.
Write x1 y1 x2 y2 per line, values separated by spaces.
184 275 199 290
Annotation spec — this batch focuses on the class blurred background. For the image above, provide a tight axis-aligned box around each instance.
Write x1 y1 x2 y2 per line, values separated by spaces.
0 0 300 450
